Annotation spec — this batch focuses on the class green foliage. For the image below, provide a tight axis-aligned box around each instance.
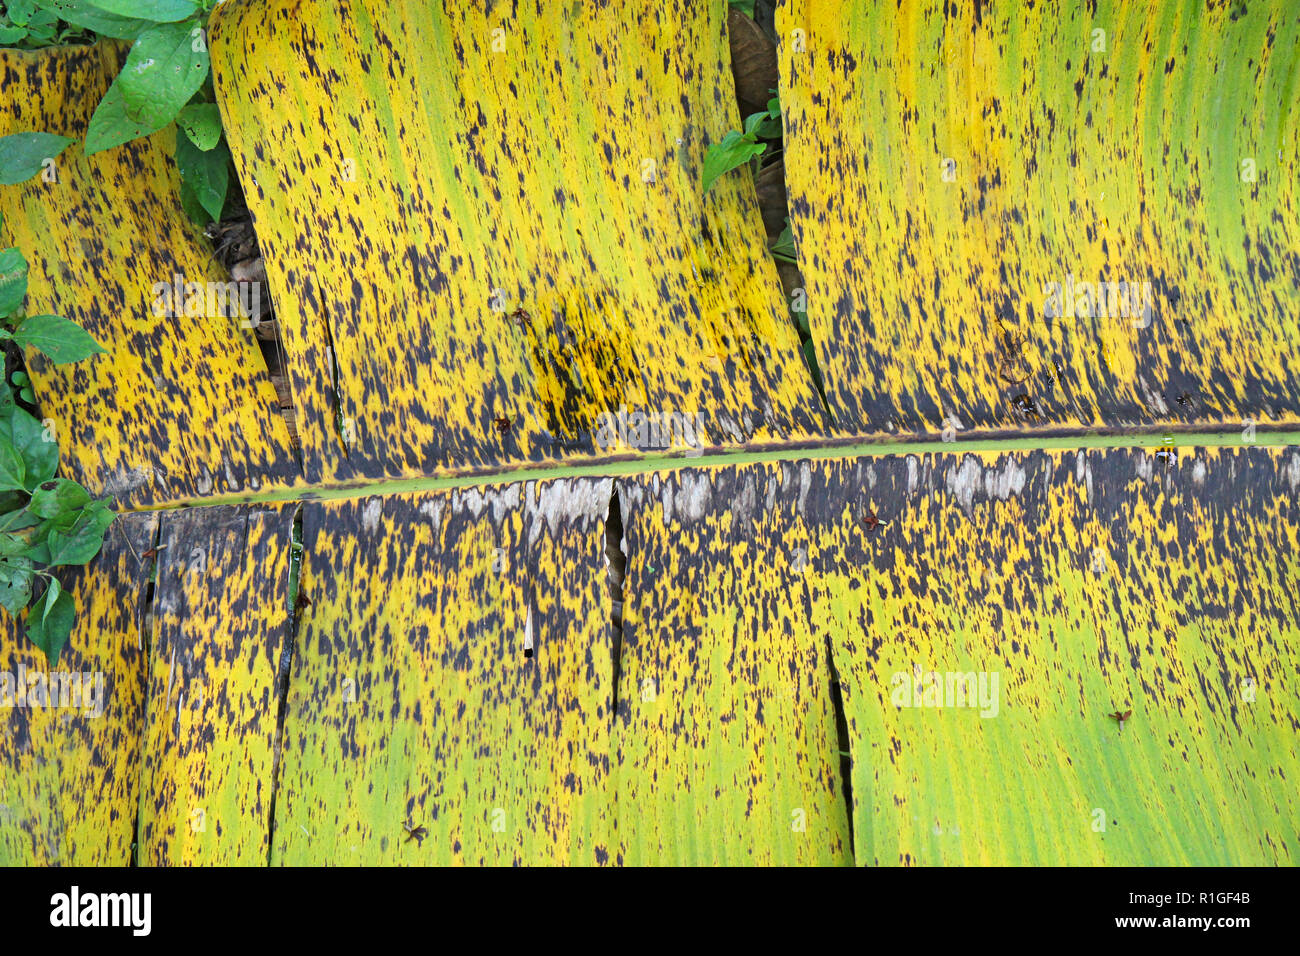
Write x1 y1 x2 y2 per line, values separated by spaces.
0 2 233 226
750 97 782 140
31 0 149 40
0 0 93 48
78 2 232 223
0 132 75 185
771 217 796 264
702 100 782 195
702 116 767 195
176 101 221 150
10 314 106 362
727 0 756 17
114 21 210 131
175 123 230 223
0 215 112 664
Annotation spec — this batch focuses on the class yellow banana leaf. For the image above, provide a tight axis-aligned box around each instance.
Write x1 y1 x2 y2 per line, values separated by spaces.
616 471 853 864
622 447 1298 864
273 482 616 865
0 513 157 866
208 0 824 487
137 504 297 865
0 43 299 509
777 0 1300 436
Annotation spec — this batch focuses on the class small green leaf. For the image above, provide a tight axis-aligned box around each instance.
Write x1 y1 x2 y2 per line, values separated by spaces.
42 575 61 620
0 247 29 317
0 407 59 490
0 377 16 417
745 106 782 141
175 128 230 223
45 501 114 566
0 530 34 557
26 581 75 666
177 102 222 151
727 0 756 16
0 556 33 616
12 314 106 364
29 478 91 519
7 1 38 26
771 222 796 263
0 433 27 492
84 81 169 155
31 1 151 40
26 7 57 42
702 130 766 194
78 0 198 22
0 26 29 44
119 22 211 130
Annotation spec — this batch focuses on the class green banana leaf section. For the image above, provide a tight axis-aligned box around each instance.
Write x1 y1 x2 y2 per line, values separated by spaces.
272 482 617 865
0 512 157 865
777 0 1300 436
207 0 824 487
0 43 300 509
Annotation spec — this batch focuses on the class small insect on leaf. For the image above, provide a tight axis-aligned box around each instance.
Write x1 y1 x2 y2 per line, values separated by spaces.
140 544 166 562
1176 392 1193 408
509 307 531 329
1106 709 1133 732
403 820 428 846
862 510 886 533
1011 393 1039 418
493 415 515 435
294 591 312 612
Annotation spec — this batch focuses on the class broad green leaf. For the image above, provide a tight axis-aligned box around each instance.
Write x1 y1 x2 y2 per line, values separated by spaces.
0 433 27 491
12 314 106 364
26 582 74 665
177 102 222 151
745 105 782 141
84 81 169 155
79 0 198 22
0 376 15 417
0 489 28 516
0 556 33 615
0 26 28 44
32 0 150 39
45 501 115 566
175 128 229 223
0 246 28 316
119 23 211 130
0 531 33 557
702 130 765 194
0 407 59 490
742 112 768 136
7 1 38 26
25 7 57 42
29 478 91 519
